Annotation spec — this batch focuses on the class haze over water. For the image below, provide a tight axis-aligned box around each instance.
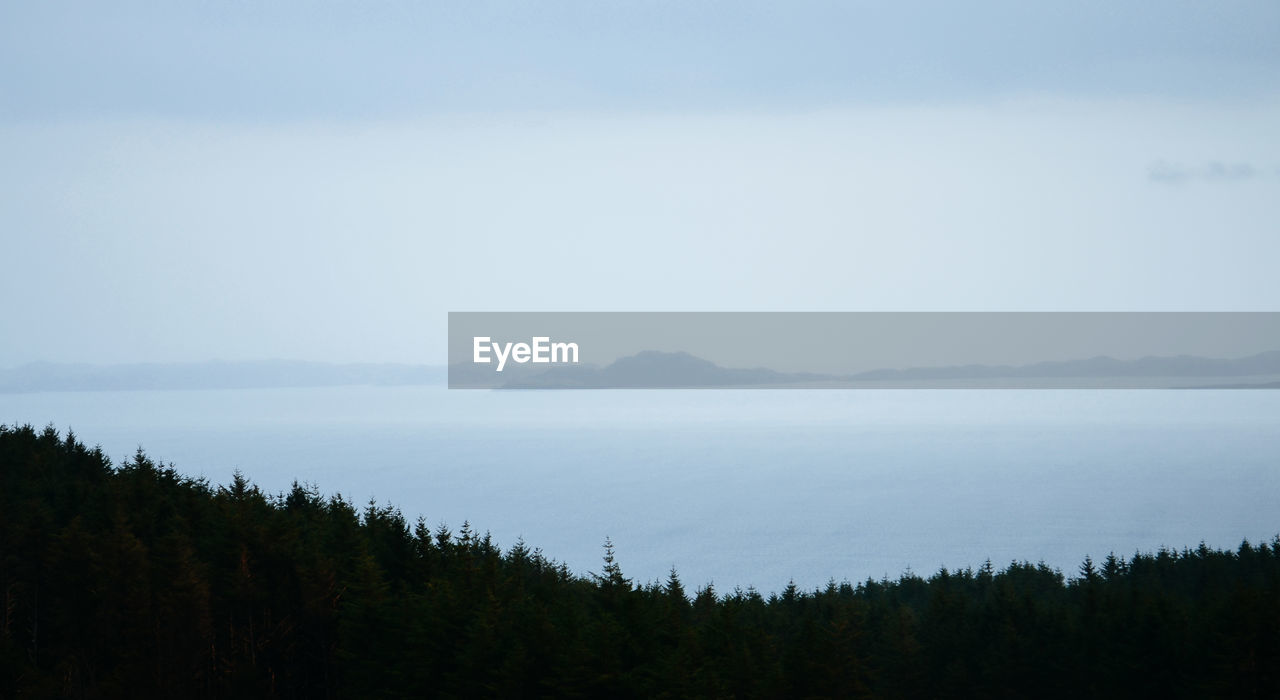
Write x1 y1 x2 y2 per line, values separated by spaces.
6 386 1277 593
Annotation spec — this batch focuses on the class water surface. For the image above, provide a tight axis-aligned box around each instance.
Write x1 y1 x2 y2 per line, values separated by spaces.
4 387 1278 592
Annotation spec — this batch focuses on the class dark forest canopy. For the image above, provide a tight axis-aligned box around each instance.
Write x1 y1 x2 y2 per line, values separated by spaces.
2 424 1278 698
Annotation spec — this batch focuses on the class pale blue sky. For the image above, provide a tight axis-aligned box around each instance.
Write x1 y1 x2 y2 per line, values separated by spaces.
2 1 1279 364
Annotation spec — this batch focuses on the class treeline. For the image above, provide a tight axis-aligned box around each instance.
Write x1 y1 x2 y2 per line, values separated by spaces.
1 424 1278 698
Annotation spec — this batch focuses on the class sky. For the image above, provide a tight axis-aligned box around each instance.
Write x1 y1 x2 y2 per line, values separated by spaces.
2 1 1279 365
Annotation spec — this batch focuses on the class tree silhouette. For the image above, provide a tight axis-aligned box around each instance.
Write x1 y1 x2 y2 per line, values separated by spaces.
2 424 1278 698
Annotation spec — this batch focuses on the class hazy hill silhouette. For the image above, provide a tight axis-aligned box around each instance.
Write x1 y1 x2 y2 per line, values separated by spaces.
7 350 1280 392
495 349 1280 388
0 360 444 393
499 350 828 388
850 349 1280 381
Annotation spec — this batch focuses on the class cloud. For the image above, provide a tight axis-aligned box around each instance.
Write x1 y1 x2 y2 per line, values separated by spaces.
4 1 1280 121
1148 160 1277 184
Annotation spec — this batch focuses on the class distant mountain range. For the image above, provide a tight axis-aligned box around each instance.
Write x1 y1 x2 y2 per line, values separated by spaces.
0 360 444 393
488 350 1280 389
496 351 832 389
5 350 1280 392
848 350 1280 381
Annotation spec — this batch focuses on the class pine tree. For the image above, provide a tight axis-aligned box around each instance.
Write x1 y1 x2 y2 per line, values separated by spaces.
665 567 687 604
597 537 629 591
1079 555 1097 582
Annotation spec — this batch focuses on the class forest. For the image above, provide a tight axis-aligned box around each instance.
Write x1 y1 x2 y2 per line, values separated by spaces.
2 423 1277 698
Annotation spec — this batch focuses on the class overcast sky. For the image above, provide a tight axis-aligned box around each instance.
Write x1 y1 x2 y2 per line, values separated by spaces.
3 1 1279 365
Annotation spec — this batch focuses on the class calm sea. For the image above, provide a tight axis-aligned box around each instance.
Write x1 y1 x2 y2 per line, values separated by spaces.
4 387 1278 593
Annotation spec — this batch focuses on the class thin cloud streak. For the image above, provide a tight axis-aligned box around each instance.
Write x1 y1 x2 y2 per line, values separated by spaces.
3 1 1280 121
1148 160 1279 184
